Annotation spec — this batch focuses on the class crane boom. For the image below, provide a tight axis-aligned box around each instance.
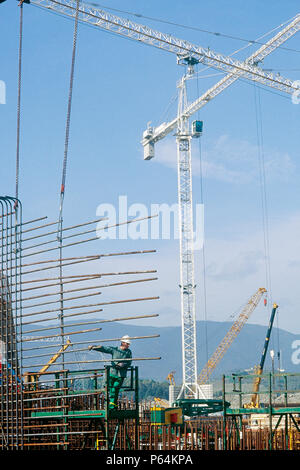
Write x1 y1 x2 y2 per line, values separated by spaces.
142 14 300 150
197 288 267 385
38 338 72 375
30 0 299 100
24 339 72 386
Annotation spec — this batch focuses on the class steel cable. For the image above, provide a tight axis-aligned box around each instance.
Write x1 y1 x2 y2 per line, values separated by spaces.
15 4 24 207
57 0 80 372
58 0 80 236
254 85 281 370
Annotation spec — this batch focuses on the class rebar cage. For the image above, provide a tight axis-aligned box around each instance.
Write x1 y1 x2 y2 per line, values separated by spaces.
0 197 23 449
0 196 160 450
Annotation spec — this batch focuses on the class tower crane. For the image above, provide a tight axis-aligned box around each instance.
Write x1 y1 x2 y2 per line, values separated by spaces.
23 0 300 399
139 18 300 399
197 288 266 386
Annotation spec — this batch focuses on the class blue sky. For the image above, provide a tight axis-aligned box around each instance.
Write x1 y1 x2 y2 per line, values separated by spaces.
1 0 300 348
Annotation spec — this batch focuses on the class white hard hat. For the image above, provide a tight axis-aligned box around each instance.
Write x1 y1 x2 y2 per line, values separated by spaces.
121 335 131 345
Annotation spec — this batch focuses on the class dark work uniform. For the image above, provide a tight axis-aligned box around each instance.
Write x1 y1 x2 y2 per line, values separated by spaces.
93 345 132 408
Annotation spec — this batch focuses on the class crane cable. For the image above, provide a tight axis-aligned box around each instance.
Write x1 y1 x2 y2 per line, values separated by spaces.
82 3 300 55
254 86 271 299
15 3 24 209
254 85 281 370
57 0 80 373
57 0 80 239
196 70 209 367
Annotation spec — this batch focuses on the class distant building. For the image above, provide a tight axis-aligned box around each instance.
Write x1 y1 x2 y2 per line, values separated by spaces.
168 383 213 403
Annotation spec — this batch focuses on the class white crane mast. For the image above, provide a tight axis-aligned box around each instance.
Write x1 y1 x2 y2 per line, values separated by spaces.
176 71 201 398
28 0 300 399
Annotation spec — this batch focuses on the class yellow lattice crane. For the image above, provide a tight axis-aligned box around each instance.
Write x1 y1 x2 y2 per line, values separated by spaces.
24 339 72 387
38 339 72 375
197 288 267 385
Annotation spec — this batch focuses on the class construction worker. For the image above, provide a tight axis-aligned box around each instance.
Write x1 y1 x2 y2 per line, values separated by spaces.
89 335 132 409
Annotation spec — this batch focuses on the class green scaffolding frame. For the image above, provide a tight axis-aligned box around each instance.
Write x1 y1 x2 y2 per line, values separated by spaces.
28 365 139 450
222 371 300 450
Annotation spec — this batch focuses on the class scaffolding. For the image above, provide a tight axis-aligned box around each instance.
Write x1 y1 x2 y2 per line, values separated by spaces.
222 371 300 450
2 196 300 451
0 195 160 450
22 365 139 450
0 196 23 449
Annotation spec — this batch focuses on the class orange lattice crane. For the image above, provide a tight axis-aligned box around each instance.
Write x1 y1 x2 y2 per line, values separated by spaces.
198 288 266 385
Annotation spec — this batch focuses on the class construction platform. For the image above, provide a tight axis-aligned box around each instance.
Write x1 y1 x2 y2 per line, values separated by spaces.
222 371 300 450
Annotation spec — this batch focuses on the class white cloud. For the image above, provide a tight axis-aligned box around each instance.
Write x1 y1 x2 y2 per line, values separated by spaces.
206 250 265 281
154 134 295 184
148 212 300 334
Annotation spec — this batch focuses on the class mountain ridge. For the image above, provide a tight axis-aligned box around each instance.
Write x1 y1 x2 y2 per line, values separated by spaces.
22 319 300 381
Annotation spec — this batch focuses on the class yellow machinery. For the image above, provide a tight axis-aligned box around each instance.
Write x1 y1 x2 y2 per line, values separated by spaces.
166 371 176 386
245 303 278 408
154 397 170 408
24 339 72 387
197 288 267 385
151 397 183 425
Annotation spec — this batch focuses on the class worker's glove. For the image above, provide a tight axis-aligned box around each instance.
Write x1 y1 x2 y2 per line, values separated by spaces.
116 362 126 369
